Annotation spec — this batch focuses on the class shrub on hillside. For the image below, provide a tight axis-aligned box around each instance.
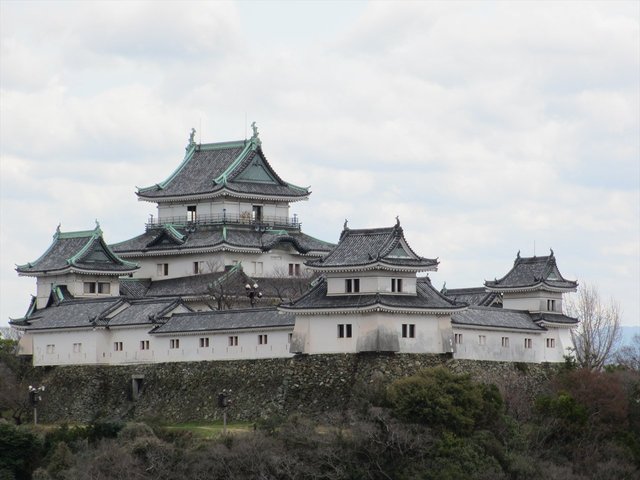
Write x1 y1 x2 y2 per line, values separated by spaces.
386 367 503 435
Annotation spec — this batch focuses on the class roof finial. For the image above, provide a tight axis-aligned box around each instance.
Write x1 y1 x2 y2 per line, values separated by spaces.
250 121 261 149
395 215 400 227
343 219 349 230
56 223 61 235
517 250 520 259
441 281 447 294
549 247 554 257
95 219 100 228
187 128 196 150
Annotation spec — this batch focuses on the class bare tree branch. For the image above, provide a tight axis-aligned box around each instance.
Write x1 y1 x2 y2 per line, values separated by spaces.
565 283 621 370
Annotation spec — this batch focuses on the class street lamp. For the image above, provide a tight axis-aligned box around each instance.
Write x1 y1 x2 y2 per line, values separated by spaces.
218 389 232 434
28 385 45 425
245 282 262 307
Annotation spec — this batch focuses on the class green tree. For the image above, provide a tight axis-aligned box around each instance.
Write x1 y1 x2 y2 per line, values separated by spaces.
387 367 503 435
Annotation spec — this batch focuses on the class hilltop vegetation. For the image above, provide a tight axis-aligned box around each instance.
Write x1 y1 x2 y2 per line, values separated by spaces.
1 363 638 480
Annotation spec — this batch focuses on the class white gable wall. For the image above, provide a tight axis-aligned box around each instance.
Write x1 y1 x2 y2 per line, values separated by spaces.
326 272 417 295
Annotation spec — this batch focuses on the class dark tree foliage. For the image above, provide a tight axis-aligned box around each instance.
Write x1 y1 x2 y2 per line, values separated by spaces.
386 366 503 435
0 422 43 480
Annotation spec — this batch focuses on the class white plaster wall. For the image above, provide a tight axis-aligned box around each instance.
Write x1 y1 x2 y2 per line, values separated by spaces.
32 329 102 366
133 249 312 281
398 315 452 354
502 291 563 312
151 329 293 362
294 312 451 355
157 200 292 223
326 272 417 295
452 328 542 363
36 275 120 308
28 325 295 366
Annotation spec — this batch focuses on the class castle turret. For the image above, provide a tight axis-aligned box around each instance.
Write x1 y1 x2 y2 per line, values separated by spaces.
16 223 138 308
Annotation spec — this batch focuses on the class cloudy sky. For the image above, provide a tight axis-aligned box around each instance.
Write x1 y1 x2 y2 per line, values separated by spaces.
1 1 638 327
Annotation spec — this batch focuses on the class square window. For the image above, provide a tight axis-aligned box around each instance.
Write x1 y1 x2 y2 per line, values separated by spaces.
157 263 169 276
392 278 404 293
546 338 556 348
194 261 204 274
169 339 180 349
46 344 55 354
338 324 353 338
98 282 110 294
345 279 360 293
84 282 96 294
228 336 238 346
402 324 416 338
547 299 556 311
73 343 81 353
454 333 463 344
501 337 510 348
199 337 209 348
258 334 268 345
140 340 150 350
114 342 123 352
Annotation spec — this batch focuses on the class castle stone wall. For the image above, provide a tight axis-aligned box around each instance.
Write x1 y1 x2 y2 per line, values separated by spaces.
33 354 558 423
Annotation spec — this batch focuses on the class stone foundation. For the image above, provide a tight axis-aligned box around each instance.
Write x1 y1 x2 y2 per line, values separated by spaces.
34 354 558 423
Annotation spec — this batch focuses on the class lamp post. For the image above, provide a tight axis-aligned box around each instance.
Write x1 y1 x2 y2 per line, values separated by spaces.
28 385 45 425
218 389 232 434
245 282 262 307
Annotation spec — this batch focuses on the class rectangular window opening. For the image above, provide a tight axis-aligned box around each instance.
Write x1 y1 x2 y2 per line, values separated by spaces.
114 342 123 352
140 340 150 350
228 336 239 346
546 338 556 348
392 278 404 293
98 282 110 294
187 205 197 222
157 263 169 276
252 205 263 222
524 338 532 349
501 337 510 348
478 335 486 346
73 343 82 353
169 339 180 349
83 282 96 294
454 333 463 344
199 337 209 348
345 279 360 293
258 334 268 345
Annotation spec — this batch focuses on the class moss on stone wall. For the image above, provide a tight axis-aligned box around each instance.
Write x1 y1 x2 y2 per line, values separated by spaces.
33 355 558 423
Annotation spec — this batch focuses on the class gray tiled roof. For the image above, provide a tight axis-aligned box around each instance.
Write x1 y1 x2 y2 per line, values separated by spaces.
17 226 138 275
152 307 295 334
11 298 123 330
307 223 437 270
530 312 578 325
108 299 183 326
10 297 184 330
452 307 546 331
137 142 309 201
111 226 333 255
442 287 501 307
119 279 151 298
485 251 577 291
281 276 464 312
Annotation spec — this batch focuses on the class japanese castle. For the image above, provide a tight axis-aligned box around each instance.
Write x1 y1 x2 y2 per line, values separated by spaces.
10 126 579 366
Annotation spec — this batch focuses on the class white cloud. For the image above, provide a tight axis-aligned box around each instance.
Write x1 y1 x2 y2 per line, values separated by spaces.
0 0 638 326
